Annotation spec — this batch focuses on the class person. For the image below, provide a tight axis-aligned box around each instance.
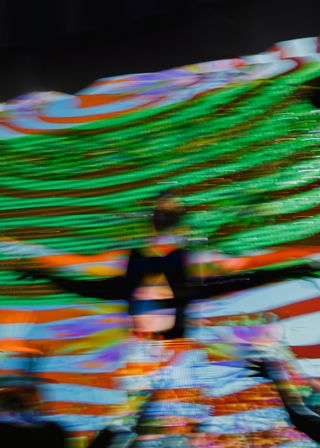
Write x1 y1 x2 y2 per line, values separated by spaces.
248 357 320 444
7 189 319 339
1 189 320 446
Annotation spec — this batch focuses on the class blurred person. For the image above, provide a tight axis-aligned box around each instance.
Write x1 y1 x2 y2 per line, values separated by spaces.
5 189 318 338
1 189 320 446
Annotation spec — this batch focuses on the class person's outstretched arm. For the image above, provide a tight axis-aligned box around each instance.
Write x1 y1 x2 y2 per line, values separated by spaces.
189 263 319 299
187 246 320 278
19 269 128 301
0 236 132 300
0 237 129 277
249 359 320 443
221 247 320 273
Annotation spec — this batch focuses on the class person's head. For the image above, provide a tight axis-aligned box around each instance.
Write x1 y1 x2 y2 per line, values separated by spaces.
152 189 186 233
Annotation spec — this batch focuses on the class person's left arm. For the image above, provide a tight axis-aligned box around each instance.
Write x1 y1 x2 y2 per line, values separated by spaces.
187 263 319 299
187 246 320 277
185 245 320 299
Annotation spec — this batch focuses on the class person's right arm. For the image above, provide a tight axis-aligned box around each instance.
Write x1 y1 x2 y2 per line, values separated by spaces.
19 269 128 301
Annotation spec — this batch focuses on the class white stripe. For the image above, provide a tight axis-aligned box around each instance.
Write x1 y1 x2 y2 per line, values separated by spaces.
39 384 126 405
277 442 317 448
146 401 210 418
42 414 123 431
201 407 291 434
283 312 320 346
204 377 269 397
0 323 34 339
298 359 320 378
0 354 126 373
0 240 57 257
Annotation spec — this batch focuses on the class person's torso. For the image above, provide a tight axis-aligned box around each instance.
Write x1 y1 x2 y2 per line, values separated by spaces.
126 235 187 337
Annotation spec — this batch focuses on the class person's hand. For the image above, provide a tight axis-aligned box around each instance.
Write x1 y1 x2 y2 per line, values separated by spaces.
17 271 41 280
246 359 272 380
15 267 49 281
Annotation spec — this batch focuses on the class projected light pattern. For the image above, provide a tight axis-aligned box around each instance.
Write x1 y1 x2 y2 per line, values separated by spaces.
0 37 320 445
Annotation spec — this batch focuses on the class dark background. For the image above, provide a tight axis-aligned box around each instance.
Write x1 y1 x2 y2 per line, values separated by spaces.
0 0 319 101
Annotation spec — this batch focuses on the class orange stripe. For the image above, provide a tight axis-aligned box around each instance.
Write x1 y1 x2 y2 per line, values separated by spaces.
212 384 281 416
273 296 320 320
152 388 204 402
0 333 129 358
115 361 166 376
214 401 281 416
33 250 129 267
0 309 101 324
292 344 320 358
0 307 127 325
143 244 180 257
0 340 42 354
26 371 117 388
0 369 27 376
151 383 281 409
220 247 320 272
91 78 131 86
0 238 128 265
78 94 131 108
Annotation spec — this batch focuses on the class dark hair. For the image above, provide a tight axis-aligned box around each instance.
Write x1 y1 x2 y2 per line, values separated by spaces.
152 189 185 232
156 189 178 201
